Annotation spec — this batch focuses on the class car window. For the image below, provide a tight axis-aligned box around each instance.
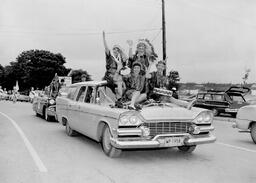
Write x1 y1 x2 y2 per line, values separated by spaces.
212 94 224 101
76 86 86 102
197 94 204 99
229 95 245 102
204 94 212 100
96 86 115 104
67 87 77 100
84 86 94 103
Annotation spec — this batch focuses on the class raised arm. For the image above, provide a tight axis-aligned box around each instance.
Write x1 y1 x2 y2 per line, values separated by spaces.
103 31 110 53
126 40 133 59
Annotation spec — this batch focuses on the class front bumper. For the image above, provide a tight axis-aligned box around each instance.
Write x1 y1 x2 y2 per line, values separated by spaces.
111 126 216 149
47 106 57 118
225 108 238 113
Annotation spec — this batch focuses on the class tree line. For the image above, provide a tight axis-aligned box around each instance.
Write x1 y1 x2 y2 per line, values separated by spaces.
0 50 91 93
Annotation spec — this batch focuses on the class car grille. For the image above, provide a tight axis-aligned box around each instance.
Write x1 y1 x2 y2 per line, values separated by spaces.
143 122 192 136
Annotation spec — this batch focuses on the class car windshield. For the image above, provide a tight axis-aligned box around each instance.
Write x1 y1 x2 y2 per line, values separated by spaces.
96 86 116 105
212 94 224 101
228 95 245 102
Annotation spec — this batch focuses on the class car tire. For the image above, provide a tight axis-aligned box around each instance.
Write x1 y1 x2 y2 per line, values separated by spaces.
66 122 77 136
101 125 122 158
178 145 196 153
35 112 40 117
212 109 219 116
250 123 256 144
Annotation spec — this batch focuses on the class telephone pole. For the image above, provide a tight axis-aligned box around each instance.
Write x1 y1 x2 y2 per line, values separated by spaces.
162 0 167 75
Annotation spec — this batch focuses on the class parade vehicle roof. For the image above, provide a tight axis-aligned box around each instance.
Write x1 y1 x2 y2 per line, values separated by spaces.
70 80 108 87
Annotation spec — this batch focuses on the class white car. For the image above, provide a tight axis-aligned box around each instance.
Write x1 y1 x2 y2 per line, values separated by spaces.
56 81 216 158
233 105 256 143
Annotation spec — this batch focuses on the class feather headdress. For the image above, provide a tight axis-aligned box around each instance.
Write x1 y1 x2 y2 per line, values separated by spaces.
136 39 158 60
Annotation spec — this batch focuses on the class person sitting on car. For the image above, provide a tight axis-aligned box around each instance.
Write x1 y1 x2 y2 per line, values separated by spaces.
146 60 191 108
49 74 61 99
146 60 168 101
122 62 147 109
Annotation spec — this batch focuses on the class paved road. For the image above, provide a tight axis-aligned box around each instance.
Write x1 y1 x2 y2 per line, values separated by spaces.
0 101 256 183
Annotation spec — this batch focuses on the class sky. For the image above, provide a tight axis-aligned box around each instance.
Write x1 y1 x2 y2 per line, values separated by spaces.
0 0 256 84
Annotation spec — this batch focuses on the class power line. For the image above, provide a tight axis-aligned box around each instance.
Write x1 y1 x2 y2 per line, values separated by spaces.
151 29 162 42
0 28 161 36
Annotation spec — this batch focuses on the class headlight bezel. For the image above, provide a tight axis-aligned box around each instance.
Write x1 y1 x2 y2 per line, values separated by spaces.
192 111 213 124
118 112 144 126
49 99 55 105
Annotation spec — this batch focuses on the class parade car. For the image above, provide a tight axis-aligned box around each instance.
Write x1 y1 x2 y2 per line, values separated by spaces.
56 81 216 158
233 105 256 144
193 86 249 117
32 94 57 121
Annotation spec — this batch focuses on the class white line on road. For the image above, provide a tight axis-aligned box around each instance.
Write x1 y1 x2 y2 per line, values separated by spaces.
216 142 256 153
0 111 48 172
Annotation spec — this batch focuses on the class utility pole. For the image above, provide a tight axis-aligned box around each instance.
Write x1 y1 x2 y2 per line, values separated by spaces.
162 0 167 75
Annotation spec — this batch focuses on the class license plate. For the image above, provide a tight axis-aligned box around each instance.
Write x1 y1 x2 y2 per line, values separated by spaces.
159 137 184 147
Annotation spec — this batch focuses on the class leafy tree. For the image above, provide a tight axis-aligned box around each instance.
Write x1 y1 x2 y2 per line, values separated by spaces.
69 69 92 83
0 64 4 85
3 50 70 91
167 70 180 90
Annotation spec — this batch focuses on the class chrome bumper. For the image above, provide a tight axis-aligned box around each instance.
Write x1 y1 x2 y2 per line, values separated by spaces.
225 108 238 113
47 106 56 117
110 133 216 149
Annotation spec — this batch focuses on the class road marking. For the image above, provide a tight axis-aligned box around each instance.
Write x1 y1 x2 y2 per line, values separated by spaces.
217 142 256 153
0 111 48 172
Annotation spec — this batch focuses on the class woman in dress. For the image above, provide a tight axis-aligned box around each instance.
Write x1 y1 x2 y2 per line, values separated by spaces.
102 31 128 100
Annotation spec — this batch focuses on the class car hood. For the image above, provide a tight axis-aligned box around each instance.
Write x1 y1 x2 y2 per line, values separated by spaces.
139 105 205 121
237 104 256 121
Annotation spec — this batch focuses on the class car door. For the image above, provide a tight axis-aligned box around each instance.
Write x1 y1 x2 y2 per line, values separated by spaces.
58 86 77 123
194 93 205 107
77 86 99 139
203 94 215 110
68 86 86 130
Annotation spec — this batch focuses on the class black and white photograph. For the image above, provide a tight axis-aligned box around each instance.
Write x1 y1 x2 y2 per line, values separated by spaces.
0 0 256 183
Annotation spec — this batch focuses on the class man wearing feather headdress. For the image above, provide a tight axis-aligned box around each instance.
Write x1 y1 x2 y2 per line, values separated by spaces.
127 39 158 75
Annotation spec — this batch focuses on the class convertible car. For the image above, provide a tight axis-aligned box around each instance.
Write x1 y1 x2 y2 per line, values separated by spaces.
56 81 216 158
233 105 256 144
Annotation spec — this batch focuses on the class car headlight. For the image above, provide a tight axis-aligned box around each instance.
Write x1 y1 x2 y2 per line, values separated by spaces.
193 111 213 124
119 112 143 126
49 99 55 105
